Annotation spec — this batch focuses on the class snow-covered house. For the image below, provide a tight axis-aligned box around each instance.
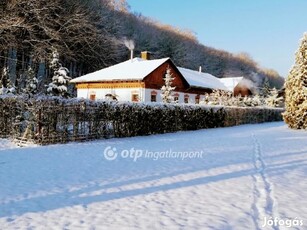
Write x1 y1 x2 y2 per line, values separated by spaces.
218 77 255 96
219 77 255 96
70 53 238 103
219 77 243 92
233 79 254 96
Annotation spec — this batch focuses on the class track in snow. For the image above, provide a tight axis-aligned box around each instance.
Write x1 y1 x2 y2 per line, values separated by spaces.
251 133 279 230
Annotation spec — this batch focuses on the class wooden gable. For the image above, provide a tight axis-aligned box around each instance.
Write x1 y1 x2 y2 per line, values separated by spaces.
234 83 253 96
143 59 189 91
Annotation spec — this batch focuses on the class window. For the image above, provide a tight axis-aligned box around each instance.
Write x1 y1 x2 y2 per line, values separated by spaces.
131 93 139 102
90 94 96 101
89 91 96 101
173 93 179 102
151 90 157 102
195 95 200 104
105 93 117 101
184 95 189 103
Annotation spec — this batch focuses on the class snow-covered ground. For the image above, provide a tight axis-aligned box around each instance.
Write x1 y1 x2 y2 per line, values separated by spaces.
0 122 306 230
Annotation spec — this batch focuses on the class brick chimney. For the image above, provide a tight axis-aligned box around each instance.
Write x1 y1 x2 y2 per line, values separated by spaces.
141 51 151 60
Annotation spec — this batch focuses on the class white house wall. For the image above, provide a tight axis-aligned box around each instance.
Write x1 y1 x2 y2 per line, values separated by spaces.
77 88 145 101
144 89 206 104
77 87 207 104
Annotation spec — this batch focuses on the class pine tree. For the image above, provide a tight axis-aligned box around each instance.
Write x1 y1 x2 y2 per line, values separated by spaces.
261 77 271 97
0 67 8 94
265 88 283 107
161 67 176 103
283 33 307 129
24 66 38 96
0 67 15 95
47 49 71 97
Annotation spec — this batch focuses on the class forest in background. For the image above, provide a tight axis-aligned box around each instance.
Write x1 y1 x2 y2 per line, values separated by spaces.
0 0 284 94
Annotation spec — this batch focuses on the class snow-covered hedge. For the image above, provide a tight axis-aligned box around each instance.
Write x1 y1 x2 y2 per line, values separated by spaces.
224 106 284 126
0 96 284 144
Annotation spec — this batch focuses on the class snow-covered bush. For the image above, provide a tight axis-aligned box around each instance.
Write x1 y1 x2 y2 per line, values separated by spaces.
283 33 307 129
161 67 176 103
203 90 232 106
242 96 254 107
265 88 283 107
202 89 281 108
0 67 16 95
47 49 71 97
250 94 263 107
241 95 263 107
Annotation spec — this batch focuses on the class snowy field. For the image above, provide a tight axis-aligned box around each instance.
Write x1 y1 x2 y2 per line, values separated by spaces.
0 122 306 230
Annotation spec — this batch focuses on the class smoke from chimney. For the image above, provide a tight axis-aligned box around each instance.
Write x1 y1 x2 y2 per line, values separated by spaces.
123 39 135 50
123 39 135 60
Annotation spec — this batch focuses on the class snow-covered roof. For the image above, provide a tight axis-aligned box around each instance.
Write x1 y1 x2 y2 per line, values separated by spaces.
70 57 240 92
70 57 169 83
177 67 228 91
218 77 243 91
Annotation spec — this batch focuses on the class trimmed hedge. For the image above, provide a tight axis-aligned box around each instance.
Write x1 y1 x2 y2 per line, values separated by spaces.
0 96 284 145
224 106 284 126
